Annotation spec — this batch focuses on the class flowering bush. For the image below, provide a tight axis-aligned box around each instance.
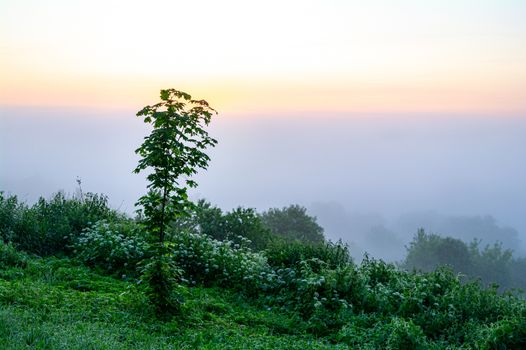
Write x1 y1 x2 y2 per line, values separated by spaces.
170 230 361 332
70 219 526 343
72 219 147 275
171 231 271 294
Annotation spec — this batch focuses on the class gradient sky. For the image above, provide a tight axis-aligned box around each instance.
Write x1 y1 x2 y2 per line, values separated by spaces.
1 0 526 114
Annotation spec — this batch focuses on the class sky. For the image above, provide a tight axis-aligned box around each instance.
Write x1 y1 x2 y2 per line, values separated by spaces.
1 0 526 114
1 1 526 259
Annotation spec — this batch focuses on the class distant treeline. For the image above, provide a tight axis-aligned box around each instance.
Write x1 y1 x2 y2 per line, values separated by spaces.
402 229 526 293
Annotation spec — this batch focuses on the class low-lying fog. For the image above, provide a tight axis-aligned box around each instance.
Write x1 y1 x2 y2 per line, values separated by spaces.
2 106 525 260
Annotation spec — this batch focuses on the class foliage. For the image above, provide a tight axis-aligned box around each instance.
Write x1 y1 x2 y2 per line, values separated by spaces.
264 239 352 271
2 193 526 347
1 255 342 349
402 229 525 291
176 200 228 240
71 219 147 276
510 257 526 293
336 316 428 349
403 229 471 273
170 230 269 293
168 226 526 344
133 89 217 316
138 248 184 317
0 191 120 256
0 192 20 243
478 316 526 349
134 89 217 244
174 200 274 251
261 205 325 243
223 207 274 251
469 240 513 289
0 240 27 268
177 201 327 252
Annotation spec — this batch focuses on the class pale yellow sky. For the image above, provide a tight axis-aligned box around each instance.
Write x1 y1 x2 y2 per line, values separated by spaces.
1 0 525 114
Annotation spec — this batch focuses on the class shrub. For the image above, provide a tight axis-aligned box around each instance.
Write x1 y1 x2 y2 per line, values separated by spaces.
223 207 274 251
0 240 27 268
170 230 270 295
265 239 352 271
0 192 121 256
384 317 428 350
337 316 428 349
479 317 526 349
0 193 40 254
173 201 274 251
72 219 147 275
0 192 22 243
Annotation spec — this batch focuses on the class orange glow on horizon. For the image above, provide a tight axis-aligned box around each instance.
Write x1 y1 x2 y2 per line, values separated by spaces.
1 0 525 117
1 72 525 117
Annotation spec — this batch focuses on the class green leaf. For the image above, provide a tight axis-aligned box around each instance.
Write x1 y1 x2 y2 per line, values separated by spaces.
160 90 170 101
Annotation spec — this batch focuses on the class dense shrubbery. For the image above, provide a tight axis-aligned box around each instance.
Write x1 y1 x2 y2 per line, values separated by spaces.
171 230 269 291
265 239 352 271
176 201 327 251
72 219 147 275
174 200 274 251
166 226 526 345
0 240 27 268
0 191 121 256
1 193 525 348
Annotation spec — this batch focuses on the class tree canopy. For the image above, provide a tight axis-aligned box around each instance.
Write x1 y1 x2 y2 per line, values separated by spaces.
261 205 325 243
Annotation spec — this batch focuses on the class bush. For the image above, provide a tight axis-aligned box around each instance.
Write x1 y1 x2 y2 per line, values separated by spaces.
0 193 22 243
171 232 356 325
72 219 147 275
176 200 228 241
337 316 428 349
479 317 526 349
0 240 27 268
384 317 428 350
0 192 121 256
265 239 351 271
223 207 274 251
173 201 274 251
170 230 271 294
167 227 526 342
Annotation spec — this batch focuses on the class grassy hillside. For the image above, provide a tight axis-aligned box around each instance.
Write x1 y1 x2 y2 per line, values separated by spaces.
1 192 525 349
0 256 344 350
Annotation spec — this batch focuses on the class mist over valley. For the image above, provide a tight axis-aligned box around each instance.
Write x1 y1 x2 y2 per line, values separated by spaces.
2 106 525 260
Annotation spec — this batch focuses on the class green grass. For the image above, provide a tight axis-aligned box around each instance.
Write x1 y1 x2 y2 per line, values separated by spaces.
0 256 345 349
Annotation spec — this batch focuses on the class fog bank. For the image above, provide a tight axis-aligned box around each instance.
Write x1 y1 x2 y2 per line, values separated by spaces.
2 107 525 258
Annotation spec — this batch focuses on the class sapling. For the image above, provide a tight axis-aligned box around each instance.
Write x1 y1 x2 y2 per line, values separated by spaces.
134 89 217 315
